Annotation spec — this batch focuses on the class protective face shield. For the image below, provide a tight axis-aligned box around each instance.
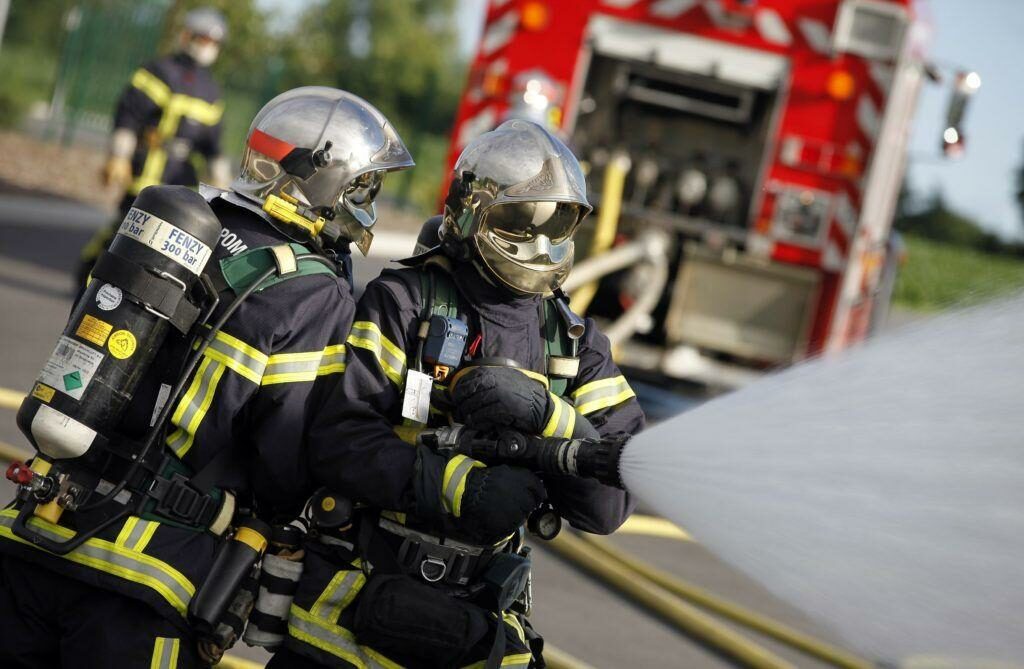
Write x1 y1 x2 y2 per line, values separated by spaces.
443 119 591 295
476 200 585 295
233 86 414 254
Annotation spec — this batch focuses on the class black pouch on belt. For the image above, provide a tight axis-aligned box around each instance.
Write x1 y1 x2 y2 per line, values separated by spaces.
352 574 490 668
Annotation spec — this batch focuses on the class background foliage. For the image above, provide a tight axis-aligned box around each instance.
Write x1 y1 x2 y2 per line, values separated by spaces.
0 0 467 213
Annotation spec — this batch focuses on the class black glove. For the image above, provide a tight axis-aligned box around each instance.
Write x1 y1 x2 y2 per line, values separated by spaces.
451 366 552 434
459 465 545 543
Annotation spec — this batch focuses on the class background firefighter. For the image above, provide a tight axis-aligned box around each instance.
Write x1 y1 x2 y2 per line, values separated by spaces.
269 120 643 669
75 7 232 287
0 87 413 668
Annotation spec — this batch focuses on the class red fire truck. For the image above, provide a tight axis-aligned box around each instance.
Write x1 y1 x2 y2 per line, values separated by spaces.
447 0 974 387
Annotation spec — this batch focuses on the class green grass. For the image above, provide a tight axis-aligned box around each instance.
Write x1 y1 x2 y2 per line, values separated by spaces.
893 234 1024 311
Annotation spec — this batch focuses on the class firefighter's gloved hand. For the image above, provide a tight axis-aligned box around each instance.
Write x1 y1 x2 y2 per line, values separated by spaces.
451 366 552 434
460 465 545 543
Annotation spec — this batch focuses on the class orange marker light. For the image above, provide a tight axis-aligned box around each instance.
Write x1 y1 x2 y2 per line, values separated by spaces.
826 70 855 101
522 1 549 31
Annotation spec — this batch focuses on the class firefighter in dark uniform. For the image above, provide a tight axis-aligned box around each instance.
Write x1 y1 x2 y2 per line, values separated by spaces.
77 7 232 286
0 87 413 668
270 120 643 668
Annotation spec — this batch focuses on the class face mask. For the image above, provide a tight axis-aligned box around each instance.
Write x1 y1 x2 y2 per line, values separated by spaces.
187 40 220 67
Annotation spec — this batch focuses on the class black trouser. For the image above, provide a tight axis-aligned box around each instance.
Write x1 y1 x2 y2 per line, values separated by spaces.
0 555 202 668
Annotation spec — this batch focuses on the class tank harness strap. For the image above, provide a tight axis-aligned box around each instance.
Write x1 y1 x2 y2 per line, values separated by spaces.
542 299 578 399
218 242 337 294
141 244 335 534
418 265 580 399
91 252 201 334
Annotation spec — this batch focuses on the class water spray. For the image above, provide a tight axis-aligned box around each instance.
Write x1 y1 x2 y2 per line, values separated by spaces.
615 295 1024 667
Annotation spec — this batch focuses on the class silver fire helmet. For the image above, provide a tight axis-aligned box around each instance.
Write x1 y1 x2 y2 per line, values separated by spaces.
232 87 414 254
442 119 591 295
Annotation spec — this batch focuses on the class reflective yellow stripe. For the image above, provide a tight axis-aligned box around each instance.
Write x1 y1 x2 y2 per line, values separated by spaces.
317 344 347 377
288 604 402 669
542 393 576 438
204 330 268 384
263 343 347 385
311 564 365 625
116 516 140 547
263 350 322 385
348 321 406 387
134 520 160 553
442 454 485 517
150 637 179 669
572 375 636 415
131 147 168 195
166 357 227 458
132 69 171 107
463 652 534 669
503 612 527 644
0 510 194 617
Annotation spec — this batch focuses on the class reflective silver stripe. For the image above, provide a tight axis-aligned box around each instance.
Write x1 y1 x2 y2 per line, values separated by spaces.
288 604 400 669
124 518 150 550
262 356 322 385
548 395 575 438
310 569 365 624
206 334 267 383
443 456 480 517
572 376 636 415
151 637 179 669
165 357 227 457
318 347 347 374
348 321 406 386
0 512 194 617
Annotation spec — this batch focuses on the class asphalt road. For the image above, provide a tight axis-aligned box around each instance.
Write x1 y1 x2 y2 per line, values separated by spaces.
0 194 855 668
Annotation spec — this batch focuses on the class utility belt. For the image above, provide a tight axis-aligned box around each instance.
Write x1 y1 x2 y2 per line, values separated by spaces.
372 516 532 615
378 516 503 588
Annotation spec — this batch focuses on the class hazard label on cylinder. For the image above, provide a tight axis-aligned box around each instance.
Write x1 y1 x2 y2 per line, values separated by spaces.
37 337 104 401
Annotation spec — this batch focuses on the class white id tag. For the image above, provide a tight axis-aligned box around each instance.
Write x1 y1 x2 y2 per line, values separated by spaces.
401 370 434 424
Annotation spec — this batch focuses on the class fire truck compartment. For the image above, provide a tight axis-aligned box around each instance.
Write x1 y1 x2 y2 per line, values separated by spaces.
574 18 788 234
665 244 819 364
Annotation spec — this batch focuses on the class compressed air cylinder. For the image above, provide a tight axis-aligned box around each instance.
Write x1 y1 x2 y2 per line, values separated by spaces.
243 552 305 648
16 186 221 461
189 518 271 636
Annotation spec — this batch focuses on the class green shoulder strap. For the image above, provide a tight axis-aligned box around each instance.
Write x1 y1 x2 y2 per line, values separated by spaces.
219 243 335 294
543 299 572 398
419 266 460 319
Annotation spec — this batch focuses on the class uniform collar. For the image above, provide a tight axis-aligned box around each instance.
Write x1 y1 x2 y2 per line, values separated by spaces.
452 261 540 327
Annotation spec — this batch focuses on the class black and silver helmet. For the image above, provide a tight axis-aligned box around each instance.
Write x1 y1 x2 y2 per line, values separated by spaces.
233 86 414 254
442 120 591 295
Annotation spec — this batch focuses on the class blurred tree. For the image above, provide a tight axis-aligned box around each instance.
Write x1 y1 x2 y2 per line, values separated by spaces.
276 0 468 212
280 0 463 137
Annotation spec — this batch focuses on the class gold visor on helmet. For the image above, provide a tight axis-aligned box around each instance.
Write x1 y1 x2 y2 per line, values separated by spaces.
475 200 585 295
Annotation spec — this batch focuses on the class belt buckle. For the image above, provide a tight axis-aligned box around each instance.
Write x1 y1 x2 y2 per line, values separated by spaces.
420 555 448 583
